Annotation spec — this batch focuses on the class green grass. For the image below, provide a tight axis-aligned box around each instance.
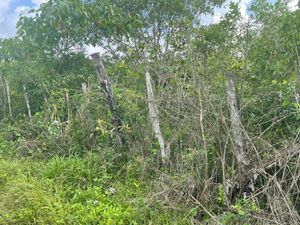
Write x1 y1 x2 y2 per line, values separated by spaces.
0 154 193 225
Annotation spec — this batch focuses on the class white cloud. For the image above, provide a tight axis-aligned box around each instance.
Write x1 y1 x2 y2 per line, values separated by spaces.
239 0 251 20
219 0 251 21
0 3 30 39
85 45 106 56
0 0 48 39
200 0 251 25
15 5 30 14
0 0 10 11
212 12 224 23
0 0 11 23
288 0 299 11
31 0 48 6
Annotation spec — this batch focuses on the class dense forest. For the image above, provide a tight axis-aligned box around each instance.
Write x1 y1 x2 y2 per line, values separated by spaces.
0 0 300 224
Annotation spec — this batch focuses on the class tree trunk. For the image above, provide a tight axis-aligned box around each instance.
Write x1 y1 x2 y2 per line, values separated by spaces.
43 94 51 121
81 82 90 104
43 95 51 113
90 53 123 144
145 64 169 165
199 96 208 177
23 84 32 123
293 34 300 105
82 82 88 94
65 90 72 121
0 76 7 119
225 72 248 169
6 80 12 118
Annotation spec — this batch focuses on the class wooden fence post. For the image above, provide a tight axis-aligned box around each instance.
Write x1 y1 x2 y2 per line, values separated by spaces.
90 53 123 145
225 72 248 169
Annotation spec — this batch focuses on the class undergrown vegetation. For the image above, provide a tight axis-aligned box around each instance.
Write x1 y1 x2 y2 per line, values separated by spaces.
0 0 300 224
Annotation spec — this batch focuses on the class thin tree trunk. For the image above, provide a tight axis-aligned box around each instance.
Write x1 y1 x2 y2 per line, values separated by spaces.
145 64 169 165
0 76 7 119
23 84 32 123
82 82 88 94
199 96 208 177
204 51 209 77
65 90 71 121
43 94 51 122
225 72 248 169
90 53 123 144
0 84 3 119
292 34 300 104
81 82 90 105
43 95 51 113
6 80 12 118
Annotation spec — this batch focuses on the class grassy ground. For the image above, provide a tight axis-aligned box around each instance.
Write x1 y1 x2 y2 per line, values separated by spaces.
0 153 194 225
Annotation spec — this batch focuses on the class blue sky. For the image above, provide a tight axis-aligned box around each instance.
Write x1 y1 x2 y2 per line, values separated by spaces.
0 0 46 38
0 0 298 39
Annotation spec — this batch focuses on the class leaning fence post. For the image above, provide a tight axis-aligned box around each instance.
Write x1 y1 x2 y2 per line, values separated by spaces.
90 53 124 145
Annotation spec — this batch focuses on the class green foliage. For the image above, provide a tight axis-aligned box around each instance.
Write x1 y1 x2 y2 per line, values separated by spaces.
0 156 197 225
219 198 260 225
0 157 138 225
0 0 300 224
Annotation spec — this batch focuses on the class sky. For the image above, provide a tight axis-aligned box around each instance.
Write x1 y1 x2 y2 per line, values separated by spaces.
0 0 48 38
0 0 299 39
